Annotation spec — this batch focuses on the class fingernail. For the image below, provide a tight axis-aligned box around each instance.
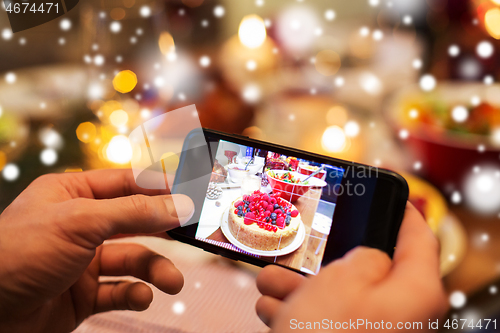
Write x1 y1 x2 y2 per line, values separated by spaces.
164 194 195 225
257 312 270 326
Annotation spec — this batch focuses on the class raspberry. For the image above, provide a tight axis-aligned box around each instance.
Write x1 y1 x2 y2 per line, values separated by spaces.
290 210 299 217
270 198 277 205
276 216 285 227
244 217 253 225
234 200 243 207
245 212 255 219
264 210 271 217
274 209 283 215
261 201 268 209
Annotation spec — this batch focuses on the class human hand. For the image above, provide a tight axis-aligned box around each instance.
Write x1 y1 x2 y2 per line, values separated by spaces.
256 203 448 332
0 169 194 333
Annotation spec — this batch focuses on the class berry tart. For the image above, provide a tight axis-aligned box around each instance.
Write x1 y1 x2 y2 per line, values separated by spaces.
228 190 301 251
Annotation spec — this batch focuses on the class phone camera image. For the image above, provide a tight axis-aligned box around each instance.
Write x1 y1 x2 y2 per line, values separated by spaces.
170 130 408 275
195 140 344 275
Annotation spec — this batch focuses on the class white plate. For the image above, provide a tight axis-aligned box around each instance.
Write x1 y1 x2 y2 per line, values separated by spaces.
220 207 306 257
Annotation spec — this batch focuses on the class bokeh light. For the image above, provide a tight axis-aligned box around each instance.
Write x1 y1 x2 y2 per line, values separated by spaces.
471 95 481 106
5 72 16 84
451 191 462 204
412 59 423 69
172 301 186 315
485 8 500 40
238 15 267 49
324 9 336 21
464 166 500 214
213 5 225 18
106 135 133 164
2 163 19 181
39 127 63 149
450 291 467 309
448 45 460 57
242 84 261 103
94 55 105 66
476 41 494 58
113 70 138 93
314 50 341 76
344 121 360 137
2 28 12 40
158 32 175 55
76 122 97 143
40 148 58 166
451 105 468 123
321 126 346 153
109 110 129 127
276 6 317 52
59 18 72 31
110 21 122 33
246 59 257 71
359 72 383 95
139 5 151 18
419 74 436 91
199 55 211 67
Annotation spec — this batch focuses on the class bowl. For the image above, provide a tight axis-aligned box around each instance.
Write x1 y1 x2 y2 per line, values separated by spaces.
297 164 327 181
386 82 500 191
266 170 327 202
227 164 250 183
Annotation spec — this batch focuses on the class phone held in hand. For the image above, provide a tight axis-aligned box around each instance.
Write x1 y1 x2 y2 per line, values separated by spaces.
167 129 408 275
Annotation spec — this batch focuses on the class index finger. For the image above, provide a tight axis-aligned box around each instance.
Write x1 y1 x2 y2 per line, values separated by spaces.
67 169 172 199
390 202 441 279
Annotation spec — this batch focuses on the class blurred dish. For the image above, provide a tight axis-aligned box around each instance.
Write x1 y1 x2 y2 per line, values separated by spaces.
437 213 467 277
404 172 448 234
267 170 327 202
0 65 90 120
387 83 500 190
404 172 467 275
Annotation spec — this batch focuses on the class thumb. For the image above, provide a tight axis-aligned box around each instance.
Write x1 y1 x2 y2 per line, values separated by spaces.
58 194 194 245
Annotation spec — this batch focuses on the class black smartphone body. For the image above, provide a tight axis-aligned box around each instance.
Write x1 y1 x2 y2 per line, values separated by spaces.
167 128 408 275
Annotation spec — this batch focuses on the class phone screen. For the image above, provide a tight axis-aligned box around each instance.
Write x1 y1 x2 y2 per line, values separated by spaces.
171 130 407 275
194 139 344 274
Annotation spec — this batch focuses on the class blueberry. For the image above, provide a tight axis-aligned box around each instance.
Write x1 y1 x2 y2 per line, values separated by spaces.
266 216 270 222
271 220 276 225
274 204 279 209
286 211 291 216
285 220 290 226
271 212 277 220
285 216 291 222
237 211 243 217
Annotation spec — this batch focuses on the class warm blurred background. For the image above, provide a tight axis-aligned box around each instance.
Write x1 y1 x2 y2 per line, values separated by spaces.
1 0 500 331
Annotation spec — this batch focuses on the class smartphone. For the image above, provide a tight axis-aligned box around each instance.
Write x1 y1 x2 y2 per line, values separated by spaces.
167 128 408 275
